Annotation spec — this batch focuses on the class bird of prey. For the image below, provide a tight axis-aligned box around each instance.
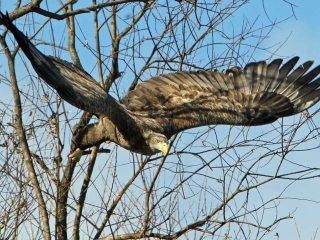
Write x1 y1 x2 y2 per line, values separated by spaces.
1 12 320 158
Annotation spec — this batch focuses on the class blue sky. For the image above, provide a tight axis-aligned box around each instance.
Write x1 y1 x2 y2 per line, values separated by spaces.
236 2 320 239
1 1 320 239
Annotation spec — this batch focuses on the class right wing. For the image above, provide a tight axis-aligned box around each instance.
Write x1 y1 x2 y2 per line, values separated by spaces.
0 11 122 117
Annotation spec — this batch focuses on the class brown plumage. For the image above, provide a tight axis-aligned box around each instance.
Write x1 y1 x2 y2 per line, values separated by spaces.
1 12 320 157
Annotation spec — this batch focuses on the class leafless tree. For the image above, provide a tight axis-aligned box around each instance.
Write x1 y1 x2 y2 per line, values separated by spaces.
0 0 319 239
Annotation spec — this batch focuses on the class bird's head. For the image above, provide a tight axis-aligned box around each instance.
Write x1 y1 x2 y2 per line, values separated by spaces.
146 133 169 155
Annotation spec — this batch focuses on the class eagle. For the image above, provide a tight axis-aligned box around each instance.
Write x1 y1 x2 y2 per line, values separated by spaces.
1 12 320 159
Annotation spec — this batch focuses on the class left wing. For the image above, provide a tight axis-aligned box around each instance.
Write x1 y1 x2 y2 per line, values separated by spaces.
121 58 320 135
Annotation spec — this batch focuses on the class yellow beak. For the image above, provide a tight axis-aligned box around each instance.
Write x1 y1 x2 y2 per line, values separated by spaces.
159 142 169 155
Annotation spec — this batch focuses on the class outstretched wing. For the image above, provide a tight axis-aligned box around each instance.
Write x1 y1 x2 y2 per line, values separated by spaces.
121 57 320 135
0 12 128 122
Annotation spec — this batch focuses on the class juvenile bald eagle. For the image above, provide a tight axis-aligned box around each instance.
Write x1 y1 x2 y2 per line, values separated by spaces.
1 12 320 158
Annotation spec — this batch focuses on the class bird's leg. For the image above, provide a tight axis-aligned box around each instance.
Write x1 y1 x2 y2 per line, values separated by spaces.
69 148 82 162
69 124 85 161
69 148 83 162
69 112 93 161
69 116 117 161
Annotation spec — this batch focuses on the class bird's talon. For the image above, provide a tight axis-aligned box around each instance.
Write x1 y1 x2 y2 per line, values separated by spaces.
69 148 83 161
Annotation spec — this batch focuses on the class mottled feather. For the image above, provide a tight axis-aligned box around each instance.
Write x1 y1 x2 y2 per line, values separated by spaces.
2 11 320 156
122 58 320 134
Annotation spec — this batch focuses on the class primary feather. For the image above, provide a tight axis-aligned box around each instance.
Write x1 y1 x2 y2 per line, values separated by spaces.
122 59 320 133
1 11 320 156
